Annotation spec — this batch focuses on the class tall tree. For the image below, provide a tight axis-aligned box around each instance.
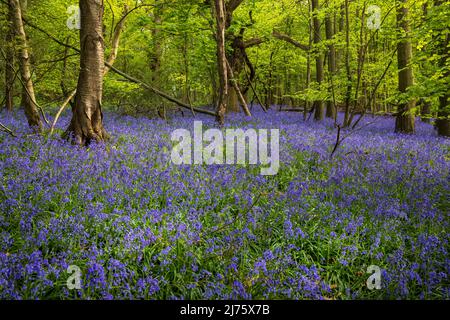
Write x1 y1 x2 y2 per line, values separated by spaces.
18 0 28 111
214 0 228 125
343 0 352 127
325 9 336 119
4 2 14 112
395 0 415 133
149 0 164 119
434 0 450 137
64 0 107 145
9 0 42 131
311 0 324 121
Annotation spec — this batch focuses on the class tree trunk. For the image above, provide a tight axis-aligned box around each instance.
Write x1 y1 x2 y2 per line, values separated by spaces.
214 0 228 125
226 35 244 113
325 13 336 119
182 33 192 106
395 0 415 134
19 0 28 111
436 95 449 136
9 0 42 131
336 3 345 69
226 60 251 116
64 0 107 145
435 0 450 137
312 0 324 121
347 4 367 127
4 3 15 112
304 1 313 121
343 0 352 127
420 99 431 123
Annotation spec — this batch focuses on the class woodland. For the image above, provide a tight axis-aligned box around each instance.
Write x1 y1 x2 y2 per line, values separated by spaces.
0 0 449 300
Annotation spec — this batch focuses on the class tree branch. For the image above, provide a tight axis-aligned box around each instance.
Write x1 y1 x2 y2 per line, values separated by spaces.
106 62 216 116
0 121 16 137
243 37 265 48
226 0 244 13
272 30 310 51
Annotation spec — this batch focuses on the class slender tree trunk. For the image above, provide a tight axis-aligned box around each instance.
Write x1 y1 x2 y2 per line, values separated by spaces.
19 0 28 110
419 3 431 124
312 0 324 121
149 0 164 118
395 0 415 133
214 0 228 125
304 0 313 121
104 5 128 74
434 0 450 136
420 99 431 123
336 3 345 69
437 93 450 137
347 4 367 127
4 3 15 112
266 51 274 108
64 0 107 145
436 62 449 136
343 0 352 127
325 13 336 119
182 33 192 106
9 0 42 131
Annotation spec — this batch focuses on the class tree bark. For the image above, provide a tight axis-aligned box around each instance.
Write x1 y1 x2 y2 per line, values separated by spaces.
214 0 228 125
64 0 107 145
343 0 352 127
304 0 313 121
226 59 251 116
9 0 42 131
435 0 450 137
4 3 15 112
325 13 336 119
19 0 28 111
347 4 367 127
395 0 415 134
150 0 164 118
226 34 243 113
312 0 324 121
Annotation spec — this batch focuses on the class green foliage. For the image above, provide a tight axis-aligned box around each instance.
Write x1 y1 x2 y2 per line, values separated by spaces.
0 0 448 117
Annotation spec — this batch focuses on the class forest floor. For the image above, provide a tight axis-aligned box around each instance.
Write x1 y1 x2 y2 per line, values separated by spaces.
0 109 449 299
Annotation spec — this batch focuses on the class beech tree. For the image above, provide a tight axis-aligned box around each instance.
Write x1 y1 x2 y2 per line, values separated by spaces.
64 0 107 145
434 0 449 137
395 0 415 133
4 1 14 112
214 0 228 125
311 0 324 121
9 0 42 131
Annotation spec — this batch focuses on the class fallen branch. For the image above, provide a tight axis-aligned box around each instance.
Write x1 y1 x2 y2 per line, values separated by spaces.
330 124 341 160
330 118 384 160
279 108 305 112
273 30 310 51
106 62 216 117
0 121 16 137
